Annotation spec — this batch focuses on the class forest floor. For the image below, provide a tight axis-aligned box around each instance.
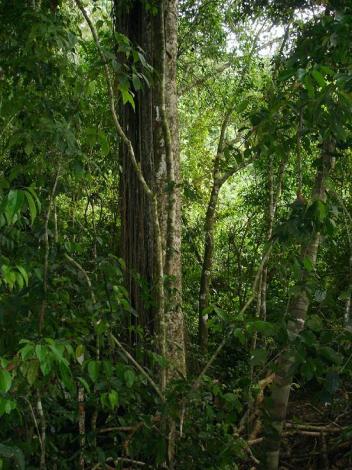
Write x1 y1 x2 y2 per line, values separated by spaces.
244 389 352 469
280 396 352 469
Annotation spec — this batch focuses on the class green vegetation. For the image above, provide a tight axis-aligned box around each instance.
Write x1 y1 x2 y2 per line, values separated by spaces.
0 0 351 468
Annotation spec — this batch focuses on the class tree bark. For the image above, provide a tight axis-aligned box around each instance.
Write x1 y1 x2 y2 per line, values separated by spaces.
114 0 186 379
264 143 334 470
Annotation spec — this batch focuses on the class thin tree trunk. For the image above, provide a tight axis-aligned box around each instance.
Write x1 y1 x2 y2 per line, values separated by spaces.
199 181 220 352
260 156 286 320
264 143 334 470
198 107 233 353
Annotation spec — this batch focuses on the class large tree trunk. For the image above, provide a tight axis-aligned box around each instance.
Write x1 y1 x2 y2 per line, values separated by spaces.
264 143 334 469
114 0 186 380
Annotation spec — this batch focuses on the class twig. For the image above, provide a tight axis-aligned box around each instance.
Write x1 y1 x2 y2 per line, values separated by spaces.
98 426 136 433
37 391 46 470
107 457 148 467
64 253 96 304
110 333 164 401
20 396 42 449
193 242 274 389
39 168 60 331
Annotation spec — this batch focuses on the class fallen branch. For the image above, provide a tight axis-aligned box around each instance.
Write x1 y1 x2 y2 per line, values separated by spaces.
107 456 148 467
285 422 345 433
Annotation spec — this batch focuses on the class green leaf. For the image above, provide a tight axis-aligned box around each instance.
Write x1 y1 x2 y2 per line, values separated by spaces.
319 346 342 365
48 344 67 365
247 320 275 337
59 362 75 393
98 131 109 156
311 69 327 88
16 266 29 287
119 84 135 110
124 369 135 388
233 328 246 345
306 314 323 332
75 345 85 366
88 361 99 383
5 190 24 224
77 377 90 394
20 343 34 360
0 369 12 393
315 200 327 222
303 257 314 272
25 186 41 212
108 389 119 409
35 344 47 363
24 141 33 156
39 357 52 376
24 190 37 225
303 75 315 98
27 361 39 385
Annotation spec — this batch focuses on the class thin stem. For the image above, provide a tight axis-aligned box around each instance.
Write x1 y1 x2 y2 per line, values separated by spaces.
39 168 60 332
110 333 164 401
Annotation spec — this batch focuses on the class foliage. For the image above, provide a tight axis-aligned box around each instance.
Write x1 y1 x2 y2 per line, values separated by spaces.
0 0 351 468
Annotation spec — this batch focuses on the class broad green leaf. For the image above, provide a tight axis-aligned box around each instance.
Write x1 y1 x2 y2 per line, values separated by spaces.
75 345 85 366
25 186 41 212
59 362 75 393
35 344 47 363
233 328 245 345
303 75 315 98
0 369 12 393
119 85 135 110
247 320 275 337
27 361 39 385
24 190 37 224
311 69 327 87
20 343 34 360
48 344 67 365
306 314 323 332
39 357 52 376
108 389 119 409
124 369 135 388
16 266 29 287
303 257 314 272
88 361 99 383
319 346 342 365
77 377 90 394
5 190 24 224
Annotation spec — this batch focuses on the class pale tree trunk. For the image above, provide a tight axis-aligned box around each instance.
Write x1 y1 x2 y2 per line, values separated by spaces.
264 143 334 470
162 0 187 382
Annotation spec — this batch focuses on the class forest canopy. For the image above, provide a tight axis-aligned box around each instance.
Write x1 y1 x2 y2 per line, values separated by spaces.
0 0 352 469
